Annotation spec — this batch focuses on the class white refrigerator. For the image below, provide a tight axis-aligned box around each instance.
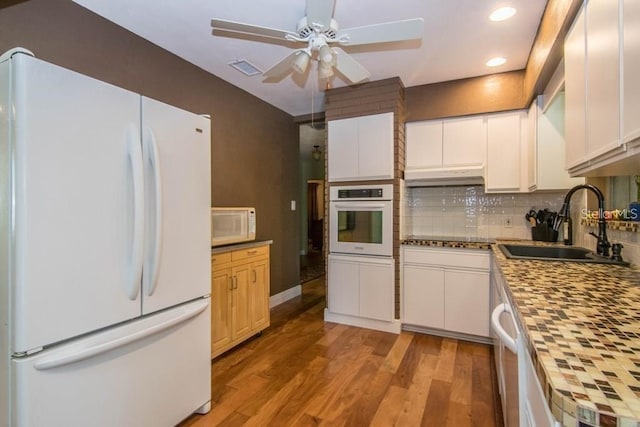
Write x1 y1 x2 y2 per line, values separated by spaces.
0 49 212 426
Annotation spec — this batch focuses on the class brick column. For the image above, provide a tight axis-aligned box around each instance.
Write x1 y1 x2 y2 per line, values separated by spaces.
323 77 405 319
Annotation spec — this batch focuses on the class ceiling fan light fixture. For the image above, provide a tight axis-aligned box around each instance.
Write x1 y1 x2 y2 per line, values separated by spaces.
489 6 516 22
318 45 333 64
292 51 311 74
318 60 334 79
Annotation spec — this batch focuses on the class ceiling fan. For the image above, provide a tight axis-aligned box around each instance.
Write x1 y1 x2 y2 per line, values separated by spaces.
211 0 424 84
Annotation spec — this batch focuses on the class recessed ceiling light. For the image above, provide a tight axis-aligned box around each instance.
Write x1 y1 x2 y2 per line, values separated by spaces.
486 57 507 67
489 6 516 22
228 59 263 76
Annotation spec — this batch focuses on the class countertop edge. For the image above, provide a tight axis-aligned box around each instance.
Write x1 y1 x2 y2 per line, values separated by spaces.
491 241 640 427
211 239 273 254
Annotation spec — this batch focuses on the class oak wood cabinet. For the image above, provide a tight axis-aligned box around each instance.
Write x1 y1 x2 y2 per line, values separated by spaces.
327 112 394 182
211 243 270 358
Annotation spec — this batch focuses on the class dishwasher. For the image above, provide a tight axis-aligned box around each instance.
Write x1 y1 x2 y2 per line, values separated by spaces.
491 286 520 427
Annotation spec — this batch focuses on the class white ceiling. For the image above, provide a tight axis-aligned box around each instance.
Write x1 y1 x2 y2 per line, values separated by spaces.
72 0 548 117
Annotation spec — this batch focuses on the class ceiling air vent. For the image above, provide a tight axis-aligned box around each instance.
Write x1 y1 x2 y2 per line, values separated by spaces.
228 59 263 76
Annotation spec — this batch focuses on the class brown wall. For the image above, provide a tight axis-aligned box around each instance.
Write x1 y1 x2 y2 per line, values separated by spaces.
405 70 526 121
404 0 584 122
0 0 301 296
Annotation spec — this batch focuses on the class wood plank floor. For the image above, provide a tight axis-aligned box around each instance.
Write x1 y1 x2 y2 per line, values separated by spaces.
179 277 503 427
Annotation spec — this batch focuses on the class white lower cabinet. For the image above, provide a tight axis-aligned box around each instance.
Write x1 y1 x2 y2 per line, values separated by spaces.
403 265 445 328
327 256 360 317
327 254 394 323
444 269 490 337
402 247 490 339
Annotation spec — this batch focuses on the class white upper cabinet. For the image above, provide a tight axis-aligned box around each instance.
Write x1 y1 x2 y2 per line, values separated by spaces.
405 120 443 170
328 117 359 181
564 5 587 169
442 115 486 167
623 0 640 145
528 79 584 192
405 114 486 172
564 0 640 176
327 112 394 182
585 0 622 159
486 111 524 193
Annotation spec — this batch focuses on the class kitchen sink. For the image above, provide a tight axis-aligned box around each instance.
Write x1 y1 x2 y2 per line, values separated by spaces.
498 244 629 266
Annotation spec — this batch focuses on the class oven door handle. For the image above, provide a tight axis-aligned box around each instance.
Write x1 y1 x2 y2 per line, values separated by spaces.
332 203 387 210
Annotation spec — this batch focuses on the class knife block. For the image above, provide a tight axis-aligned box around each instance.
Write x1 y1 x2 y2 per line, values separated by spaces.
531 225 558 242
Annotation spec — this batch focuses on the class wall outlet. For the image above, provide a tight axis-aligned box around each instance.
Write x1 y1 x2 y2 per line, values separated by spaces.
504 217 513 228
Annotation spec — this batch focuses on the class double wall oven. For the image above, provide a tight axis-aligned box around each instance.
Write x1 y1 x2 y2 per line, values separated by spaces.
329 184 393 257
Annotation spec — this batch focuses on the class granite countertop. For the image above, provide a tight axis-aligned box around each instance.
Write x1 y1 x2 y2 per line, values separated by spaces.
492 241 640 427
211 239 273 254
401 235 494 250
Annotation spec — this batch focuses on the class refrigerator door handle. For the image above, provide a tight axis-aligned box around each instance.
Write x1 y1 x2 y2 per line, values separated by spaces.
34 299 209 371
143 127 163 297
126 126 144 300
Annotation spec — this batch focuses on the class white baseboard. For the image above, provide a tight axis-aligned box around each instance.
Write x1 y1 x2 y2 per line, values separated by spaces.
269 285 302 308
402 324 492 345
323 309 401 334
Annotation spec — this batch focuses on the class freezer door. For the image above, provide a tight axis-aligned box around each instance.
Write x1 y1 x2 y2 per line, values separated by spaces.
11 55 142 353
12 298 211 427
140 97 211 314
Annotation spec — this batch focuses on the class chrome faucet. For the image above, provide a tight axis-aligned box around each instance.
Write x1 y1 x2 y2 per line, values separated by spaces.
559 184 610 257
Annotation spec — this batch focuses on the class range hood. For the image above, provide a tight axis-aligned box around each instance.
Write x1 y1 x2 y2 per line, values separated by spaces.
404 165 485 187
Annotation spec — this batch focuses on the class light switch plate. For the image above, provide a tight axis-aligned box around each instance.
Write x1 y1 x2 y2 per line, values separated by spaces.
291 200 296 211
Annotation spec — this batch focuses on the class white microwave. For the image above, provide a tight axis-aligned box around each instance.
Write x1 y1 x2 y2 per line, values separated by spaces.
211 207 256 247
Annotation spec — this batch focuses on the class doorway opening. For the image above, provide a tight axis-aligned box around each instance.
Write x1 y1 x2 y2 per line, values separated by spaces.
299 123 325 283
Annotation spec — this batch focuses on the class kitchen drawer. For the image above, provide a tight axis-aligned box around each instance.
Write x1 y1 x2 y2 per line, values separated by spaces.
231 245 269 262
211 252 231 267
403 247 490 270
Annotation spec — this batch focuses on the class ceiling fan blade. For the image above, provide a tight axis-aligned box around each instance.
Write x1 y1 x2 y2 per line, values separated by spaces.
305 0 335 29
337 18 424 46
211 19 296 41
262 50 303 79
332 48 370 83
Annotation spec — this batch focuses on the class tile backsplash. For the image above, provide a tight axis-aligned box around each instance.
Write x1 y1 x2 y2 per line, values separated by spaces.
403 185 640 266
403 185 567 240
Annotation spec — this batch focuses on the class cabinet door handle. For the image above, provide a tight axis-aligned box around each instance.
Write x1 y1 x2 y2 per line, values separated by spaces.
247 250 257 255
252 269 257 283
228 277 233 291
233 276 238 290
